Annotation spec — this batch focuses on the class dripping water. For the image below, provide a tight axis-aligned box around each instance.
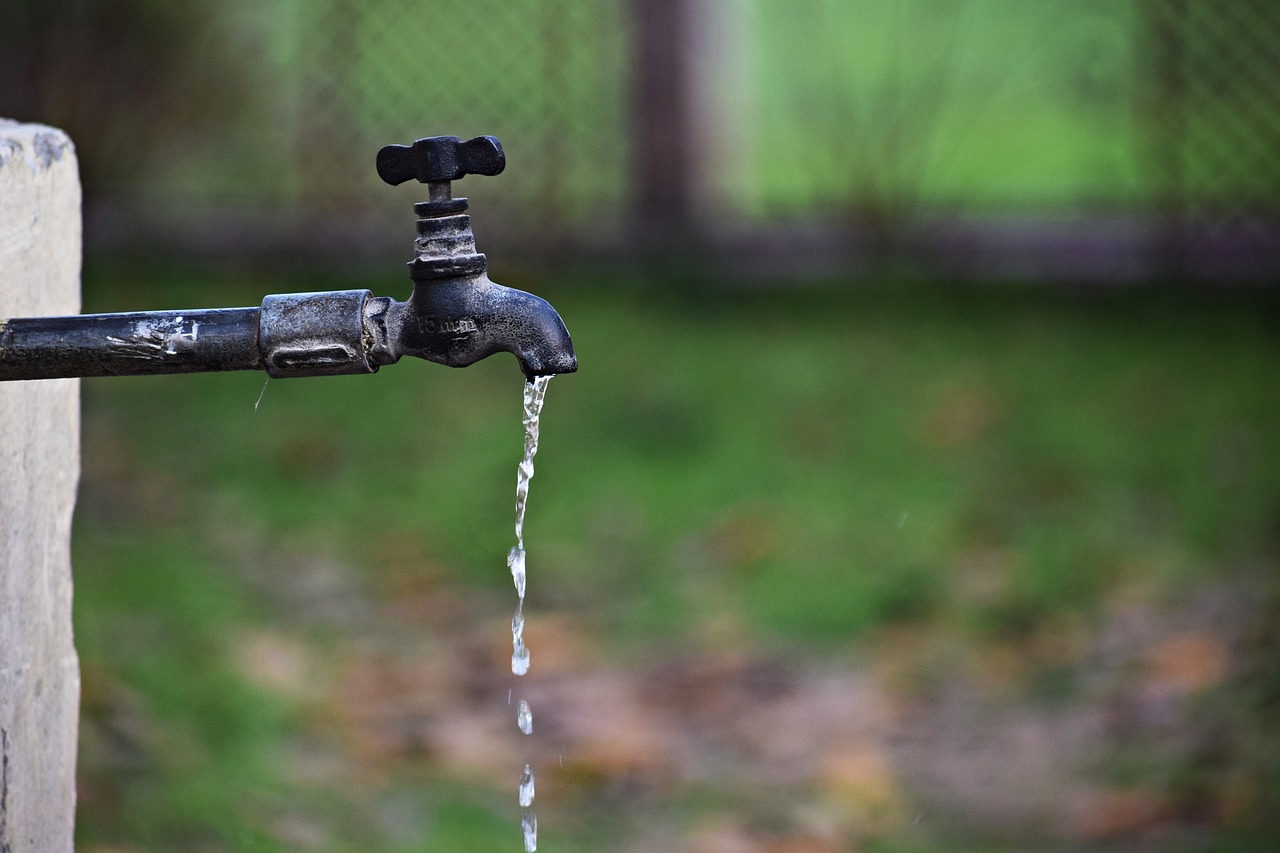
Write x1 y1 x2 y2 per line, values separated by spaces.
522 810 538 853
519 763 536 807
517 699 533 735
510 375 549 851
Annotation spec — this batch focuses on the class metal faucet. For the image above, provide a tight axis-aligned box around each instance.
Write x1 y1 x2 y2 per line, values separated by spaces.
0 136 577 382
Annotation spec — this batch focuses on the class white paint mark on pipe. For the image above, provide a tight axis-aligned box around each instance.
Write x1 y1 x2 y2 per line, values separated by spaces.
107 316 201 359
161 315 199 355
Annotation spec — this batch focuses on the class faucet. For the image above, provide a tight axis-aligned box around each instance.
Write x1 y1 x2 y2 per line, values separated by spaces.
0 135 577 382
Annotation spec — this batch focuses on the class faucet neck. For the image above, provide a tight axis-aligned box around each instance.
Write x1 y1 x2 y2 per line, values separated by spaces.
409 190 489 281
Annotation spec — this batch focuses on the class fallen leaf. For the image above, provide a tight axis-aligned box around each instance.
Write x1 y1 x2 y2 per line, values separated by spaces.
1144 630 1230 695
1076 787 1169 839
818 743 906 832
232 629 317 701
921 381 1002 449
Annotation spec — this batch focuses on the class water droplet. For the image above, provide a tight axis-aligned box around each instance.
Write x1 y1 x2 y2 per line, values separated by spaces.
519 763 536 807
508 546 526 598
512 644 530 676
517 699 533 734
522 808 537 852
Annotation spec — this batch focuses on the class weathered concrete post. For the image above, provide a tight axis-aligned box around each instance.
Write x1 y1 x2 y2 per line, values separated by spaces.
0 119 81 852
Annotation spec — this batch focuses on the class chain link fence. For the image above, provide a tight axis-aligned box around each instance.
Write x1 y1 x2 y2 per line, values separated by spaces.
1 0 1275 279
701 0 1279 280
290 0 631 243
1142 0 1280 278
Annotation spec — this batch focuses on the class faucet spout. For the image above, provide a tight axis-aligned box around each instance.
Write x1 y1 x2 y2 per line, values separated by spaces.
369 135 577 380
381 273 577 379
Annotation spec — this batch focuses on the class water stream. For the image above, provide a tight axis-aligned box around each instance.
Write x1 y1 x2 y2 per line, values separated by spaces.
509 374 550 851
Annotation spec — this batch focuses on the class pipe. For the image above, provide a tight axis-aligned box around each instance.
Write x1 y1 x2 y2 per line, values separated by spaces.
0 135 578 384
0 283 576 382
0 307 262 379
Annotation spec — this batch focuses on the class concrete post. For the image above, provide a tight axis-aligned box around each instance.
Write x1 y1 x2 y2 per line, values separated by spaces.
0 119 81 852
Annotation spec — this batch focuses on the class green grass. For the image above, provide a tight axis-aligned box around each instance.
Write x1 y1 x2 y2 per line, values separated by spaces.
72 263 1280 849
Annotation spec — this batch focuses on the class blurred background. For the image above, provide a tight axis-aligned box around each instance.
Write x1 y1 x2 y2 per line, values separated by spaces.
4 0 1280 850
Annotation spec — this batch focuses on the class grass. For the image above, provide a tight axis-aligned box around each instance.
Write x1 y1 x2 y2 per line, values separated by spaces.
71 262 1280 849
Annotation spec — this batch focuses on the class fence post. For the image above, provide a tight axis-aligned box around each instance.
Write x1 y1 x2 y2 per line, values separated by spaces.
1141 0 1188 281
630 0 697 246
0 119 81 852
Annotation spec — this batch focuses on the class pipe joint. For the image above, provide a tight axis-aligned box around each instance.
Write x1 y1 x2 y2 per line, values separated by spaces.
259 290 377 379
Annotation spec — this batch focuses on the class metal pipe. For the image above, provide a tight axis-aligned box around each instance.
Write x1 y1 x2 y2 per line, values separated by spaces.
0 307 261 380
0 281 575 382
0 136 578 384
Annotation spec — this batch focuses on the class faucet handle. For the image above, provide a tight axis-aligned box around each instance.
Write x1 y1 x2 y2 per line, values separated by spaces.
376 135 506 186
